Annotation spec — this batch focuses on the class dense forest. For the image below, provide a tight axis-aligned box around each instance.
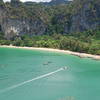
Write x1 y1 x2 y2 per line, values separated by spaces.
0 29 100 55
0 0 100 55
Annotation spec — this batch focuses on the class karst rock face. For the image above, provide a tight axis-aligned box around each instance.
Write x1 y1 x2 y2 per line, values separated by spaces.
0 1 7 34
1 17 47 39
70 0 100 33
11 0 21 7
0 0 47 39
0 0 100 39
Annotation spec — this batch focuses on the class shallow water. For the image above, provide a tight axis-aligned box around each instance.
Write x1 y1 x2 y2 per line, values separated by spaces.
0 47 100 100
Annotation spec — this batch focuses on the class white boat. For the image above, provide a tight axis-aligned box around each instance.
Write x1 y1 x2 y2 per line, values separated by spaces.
63 66 68 70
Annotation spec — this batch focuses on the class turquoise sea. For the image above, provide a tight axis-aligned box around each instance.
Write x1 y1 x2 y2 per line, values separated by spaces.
0 47 100 100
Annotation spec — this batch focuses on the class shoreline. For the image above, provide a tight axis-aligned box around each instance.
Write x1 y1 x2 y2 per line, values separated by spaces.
0 45 100 60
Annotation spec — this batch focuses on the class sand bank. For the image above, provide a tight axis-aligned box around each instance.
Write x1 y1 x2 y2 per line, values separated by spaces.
0 45 100 60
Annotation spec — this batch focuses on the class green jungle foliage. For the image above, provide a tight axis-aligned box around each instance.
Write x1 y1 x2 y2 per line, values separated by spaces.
0 29 100 55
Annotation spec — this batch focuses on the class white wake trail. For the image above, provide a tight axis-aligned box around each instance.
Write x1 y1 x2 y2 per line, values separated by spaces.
0 68 64 94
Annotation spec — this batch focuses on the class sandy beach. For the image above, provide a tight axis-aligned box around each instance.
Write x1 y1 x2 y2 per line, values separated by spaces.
0 45 100 60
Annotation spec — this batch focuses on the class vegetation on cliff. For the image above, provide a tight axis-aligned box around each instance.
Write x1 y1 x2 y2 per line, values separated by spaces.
0 0 100 55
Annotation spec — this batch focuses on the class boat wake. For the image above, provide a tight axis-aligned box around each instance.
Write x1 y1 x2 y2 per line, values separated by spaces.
0 68 64 94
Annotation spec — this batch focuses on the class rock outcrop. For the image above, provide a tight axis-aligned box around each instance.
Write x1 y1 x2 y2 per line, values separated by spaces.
52 0 100 34
70 0 100 33
11 0 21 7
2 18 47 39
0 1 48 39
0 1 6 33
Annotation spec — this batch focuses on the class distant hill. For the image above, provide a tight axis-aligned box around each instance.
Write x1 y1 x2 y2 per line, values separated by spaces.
43 0 70 5
24 0 71 6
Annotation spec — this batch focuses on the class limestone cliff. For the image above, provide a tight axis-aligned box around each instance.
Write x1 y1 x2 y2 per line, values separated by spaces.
0 1 48 39
0 0 100 39
70 0 100 32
